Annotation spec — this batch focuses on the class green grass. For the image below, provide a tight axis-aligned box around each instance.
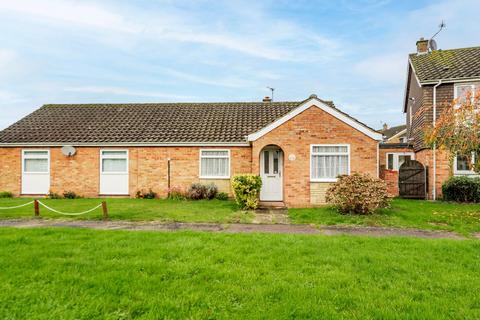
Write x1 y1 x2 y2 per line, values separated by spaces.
0 228 478 319
289 198 480 236
0 198 252 223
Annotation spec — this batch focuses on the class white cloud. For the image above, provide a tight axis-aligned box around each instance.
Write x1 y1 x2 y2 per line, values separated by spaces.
0 0 341 62
163 68 256 88
64 86 196 100
0 0 140 33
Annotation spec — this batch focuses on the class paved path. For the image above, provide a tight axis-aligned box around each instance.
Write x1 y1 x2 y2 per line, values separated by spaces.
0 219 469 240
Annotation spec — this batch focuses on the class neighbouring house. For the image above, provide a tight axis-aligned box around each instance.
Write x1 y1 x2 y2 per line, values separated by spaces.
403 39 480 199
378 124 413 172
0 95 383 208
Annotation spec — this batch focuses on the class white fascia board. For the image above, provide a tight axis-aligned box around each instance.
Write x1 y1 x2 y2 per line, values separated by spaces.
386 128 407 142
0 142 251 147
421 77 480 85
247 98 383 141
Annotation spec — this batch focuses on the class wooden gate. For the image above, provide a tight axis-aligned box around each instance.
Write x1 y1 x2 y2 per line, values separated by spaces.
398 160 427 199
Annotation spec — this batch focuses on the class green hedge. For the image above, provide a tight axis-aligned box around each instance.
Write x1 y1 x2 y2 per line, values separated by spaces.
442 176 480 203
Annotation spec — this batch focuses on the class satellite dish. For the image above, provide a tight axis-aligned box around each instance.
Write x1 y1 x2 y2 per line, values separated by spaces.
428 39 437 51
61 145 76 157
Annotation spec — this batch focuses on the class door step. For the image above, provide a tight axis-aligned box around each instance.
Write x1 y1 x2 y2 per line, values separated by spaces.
258 201 287 210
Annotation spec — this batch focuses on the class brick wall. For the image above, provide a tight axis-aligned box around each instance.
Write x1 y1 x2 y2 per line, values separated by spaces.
379 169 399 197
410 83 454 151
0 147 21 195
0 146 251 198
252 105 378 207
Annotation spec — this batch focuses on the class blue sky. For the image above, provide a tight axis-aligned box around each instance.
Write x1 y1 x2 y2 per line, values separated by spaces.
0 0 478 130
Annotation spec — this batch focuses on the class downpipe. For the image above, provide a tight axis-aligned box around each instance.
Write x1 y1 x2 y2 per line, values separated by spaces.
432 80 442 200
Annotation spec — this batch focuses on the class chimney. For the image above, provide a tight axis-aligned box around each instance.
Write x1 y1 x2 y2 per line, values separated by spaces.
263 96 272 103
383 123 388 131
416 37 429 54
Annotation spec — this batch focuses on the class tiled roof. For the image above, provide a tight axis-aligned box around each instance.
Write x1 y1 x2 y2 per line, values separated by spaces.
380 124 406 140
410 46 480 83
0 98 379 145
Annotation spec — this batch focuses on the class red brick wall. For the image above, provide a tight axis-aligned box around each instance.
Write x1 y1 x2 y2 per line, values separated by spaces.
0 146 251 198
0 147 22 195
379 169 399 197
252 105 379 207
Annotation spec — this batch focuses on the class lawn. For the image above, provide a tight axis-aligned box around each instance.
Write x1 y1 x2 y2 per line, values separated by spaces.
290 198 480 236
0 198 252 223
0 228 478 319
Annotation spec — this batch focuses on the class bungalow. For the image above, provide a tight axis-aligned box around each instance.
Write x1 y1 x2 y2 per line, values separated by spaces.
0 95 382 208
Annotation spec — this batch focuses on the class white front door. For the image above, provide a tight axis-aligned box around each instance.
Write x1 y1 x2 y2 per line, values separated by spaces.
260 147 283 201
21 150 50 195
100 150 129 195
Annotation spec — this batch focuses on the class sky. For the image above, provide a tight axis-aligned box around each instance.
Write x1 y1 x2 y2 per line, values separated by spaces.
0 0 479 130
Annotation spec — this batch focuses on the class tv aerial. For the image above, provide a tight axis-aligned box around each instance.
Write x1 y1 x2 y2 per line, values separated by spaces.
267 86 275 101
428 20 446 51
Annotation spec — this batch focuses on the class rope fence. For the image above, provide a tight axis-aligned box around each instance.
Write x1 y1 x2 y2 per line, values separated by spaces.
0 200 108 220
0 201 34 210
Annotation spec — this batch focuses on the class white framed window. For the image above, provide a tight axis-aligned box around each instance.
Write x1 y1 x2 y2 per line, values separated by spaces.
101 150 128 174
386 152 415 171
199 149 230 179
22 150 50 173
454 152 478 176
310 144 350 182
454 83 479 105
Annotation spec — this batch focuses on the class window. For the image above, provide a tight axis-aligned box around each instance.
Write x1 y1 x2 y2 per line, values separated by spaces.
101 150 128 173
386 152 414 171
387 154 394 170
22 150 49 173
455 83 479 105
310 145 349 182
454 152 477 176
200 149 230 179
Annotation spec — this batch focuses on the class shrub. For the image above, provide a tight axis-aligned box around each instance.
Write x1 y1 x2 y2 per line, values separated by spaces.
167 186 187 200
205 183 218 200
47 190 62 199
136 189 157 199
231 174 262 210
215 192 229 201
442 176 480 203
187 183 208 200
0 191 13 198
63 191 80 199
325 173 390 214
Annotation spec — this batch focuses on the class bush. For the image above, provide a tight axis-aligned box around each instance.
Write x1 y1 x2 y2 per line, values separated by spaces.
215 192 229 201
325 173 390 214
187 183 208 200
205 183 218 200
231 174 262 210
47 190 62 199
442 176 480 203
0 191 13 198
63 191 80 199
136 189 157 199
167 186 187 200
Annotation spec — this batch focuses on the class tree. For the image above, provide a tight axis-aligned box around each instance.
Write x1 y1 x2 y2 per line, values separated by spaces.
424 89 480 172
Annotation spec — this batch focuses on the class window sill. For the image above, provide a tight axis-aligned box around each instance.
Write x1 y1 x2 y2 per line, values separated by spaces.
199 176 230 180
310 178 338 183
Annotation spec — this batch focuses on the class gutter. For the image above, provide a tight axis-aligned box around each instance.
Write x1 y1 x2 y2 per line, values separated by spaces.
432 80 442 200
0 142 252 147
